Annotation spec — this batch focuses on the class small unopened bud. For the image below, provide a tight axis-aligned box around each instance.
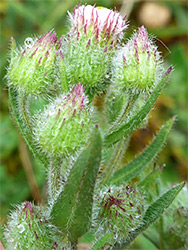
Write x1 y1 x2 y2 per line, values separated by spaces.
35 83 91 157
94 185 145 242
8 30 58 95
5 202 53 250
113 26 164 92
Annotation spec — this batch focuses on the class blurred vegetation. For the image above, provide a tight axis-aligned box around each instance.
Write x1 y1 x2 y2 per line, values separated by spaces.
0 0 187 249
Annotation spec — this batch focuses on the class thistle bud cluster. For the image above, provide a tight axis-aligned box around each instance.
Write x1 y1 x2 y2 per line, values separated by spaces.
94 185 145 242
5 4 175 250
8 30 58 95
35 83 91 157
5 202 53 250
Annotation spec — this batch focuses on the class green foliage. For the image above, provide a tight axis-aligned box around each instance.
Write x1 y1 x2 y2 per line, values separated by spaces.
109 118 174 185
141 182 185 228
51 127 102 243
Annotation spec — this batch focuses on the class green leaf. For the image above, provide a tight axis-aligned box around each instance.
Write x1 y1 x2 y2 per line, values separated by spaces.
109 118 174 185
138 165 165 190
91 233 114 250
50 126 102 243
141 182 185 227
111 182 185 250
104 68 172 147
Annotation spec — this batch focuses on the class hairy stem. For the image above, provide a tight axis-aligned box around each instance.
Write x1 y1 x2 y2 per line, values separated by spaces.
48 156 68 203
48 161 66 203
18 92 32 131
101 135 131 185
108 92 139 134
10 87 50 167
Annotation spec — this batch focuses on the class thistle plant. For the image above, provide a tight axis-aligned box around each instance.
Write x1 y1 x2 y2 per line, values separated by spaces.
2 4 187 250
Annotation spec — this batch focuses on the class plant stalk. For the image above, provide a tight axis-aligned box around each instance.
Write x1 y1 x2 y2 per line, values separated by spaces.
108 92 139 134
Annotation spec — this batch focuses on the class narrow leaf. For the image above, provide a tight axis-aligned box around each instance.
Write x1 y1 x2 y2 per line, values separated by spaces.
51 126 102 243
111 182 185 250
109 118 174 185
104 67 172 147
138 165 165 190
91 233 114 250
141 182 185 227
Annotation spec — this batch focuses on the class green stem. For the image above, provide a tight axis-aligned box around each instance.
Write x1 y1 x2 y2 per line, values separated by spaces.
9 85 49 167
108 92 139 134
18 91 32 131
48 159 66 203
101 135 131 185
18 91 50 167
101 93 138 185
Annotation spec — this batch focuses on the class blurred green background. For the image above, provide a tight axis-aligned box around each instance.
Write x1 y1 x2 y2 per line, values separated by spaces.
0 0 187 249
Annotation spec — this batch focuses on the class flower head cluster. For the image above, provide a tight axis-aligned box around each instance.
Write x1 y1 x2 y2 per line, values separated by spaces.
113 26 164 92
94 185 145 242
8 30 58 95
35 83 91 157
5 202 53 250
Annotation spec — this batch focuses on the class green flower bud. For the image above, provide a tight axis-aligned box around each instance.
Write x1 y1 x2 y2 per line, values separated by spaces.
93 185 145 243
35 83 91 157
8 30 58 95
5 202 53 250
63 5 128 92
113 26 164 92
